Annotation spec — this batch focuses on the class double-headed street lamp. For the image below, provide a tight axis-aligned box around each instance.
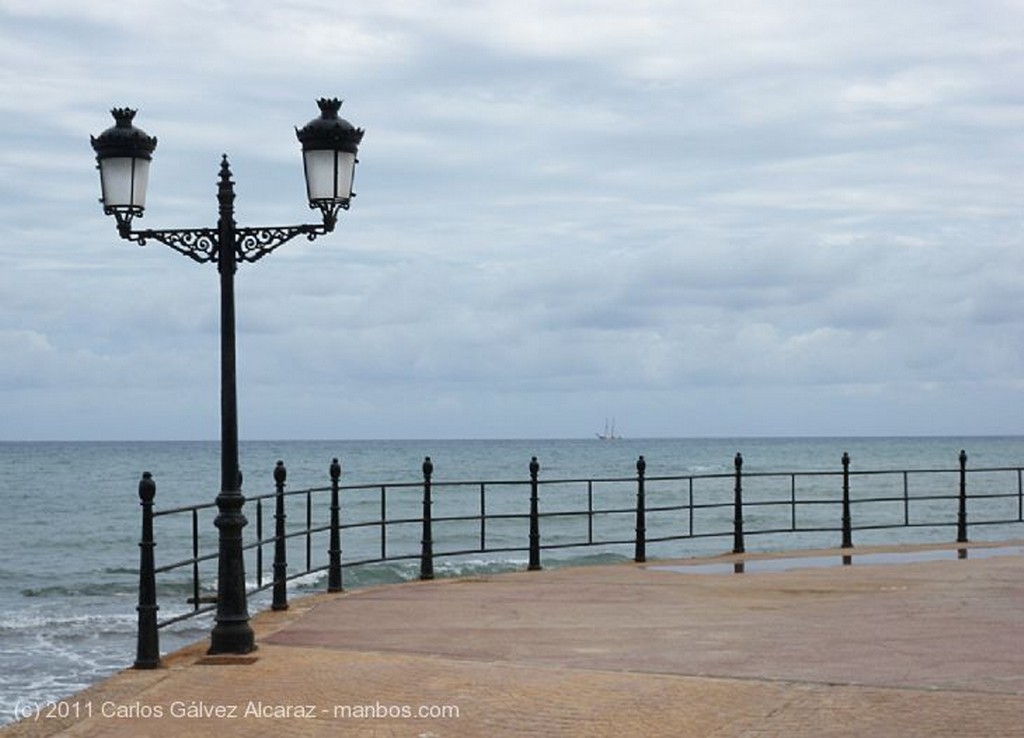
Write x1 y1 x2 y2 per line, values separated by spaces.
91 98 364 655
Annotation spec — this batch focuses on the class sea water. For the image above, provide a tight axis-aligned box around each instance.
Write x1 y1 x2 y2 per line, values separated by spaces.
2 436 1022 724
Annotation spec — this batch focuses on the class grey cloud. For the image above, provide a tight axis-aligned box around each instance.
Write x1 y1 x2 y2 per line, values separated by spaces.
1 0 1021 439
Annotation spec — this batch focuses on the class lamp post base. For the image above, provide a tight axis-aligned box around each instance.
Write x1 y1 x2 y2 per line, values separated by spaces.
208 622 256 655
209 484 255 655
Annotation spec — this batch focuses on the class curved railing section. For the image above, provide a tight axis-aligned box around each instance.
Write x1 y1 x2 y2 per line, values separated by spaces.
132 450 1024 668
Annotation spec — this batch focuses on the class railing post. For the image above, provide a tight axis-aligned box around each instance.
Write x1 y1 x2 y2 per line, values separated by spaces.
272 460 288 611
420 456 435 581
634 455 647 563
379 486 388 560
305 488 312 571
191 509 200 612
1018 468 1023 523
255 499 264 588
957 449 969 544
587 481 594 545
733 453 745 554
528 456 542 571
134 472 160 669
841 452 853 550
327 458 343 592
479 482 487 552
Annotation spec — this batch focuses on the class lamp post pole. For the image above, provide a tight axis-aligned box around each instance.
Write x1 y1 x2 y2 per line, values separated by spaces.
212 158 249 653
92 100 364 655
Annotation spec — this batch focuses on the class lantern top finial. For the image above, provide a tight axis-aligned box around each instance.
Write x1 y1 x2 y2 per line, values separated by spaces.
111 108 138 127
316 98 343 118
297 97 364 154
91 107 157 160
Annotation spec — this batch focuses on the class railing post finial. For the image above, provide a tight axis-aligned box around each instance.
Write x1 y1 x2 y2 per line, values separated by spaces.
272 460 289 611
528 457 542 571
327 458 344 592
634 455 647 563
957 449 969 545
134 471 160 669
733 453 745 555
420 456 435 580
841 452 853 553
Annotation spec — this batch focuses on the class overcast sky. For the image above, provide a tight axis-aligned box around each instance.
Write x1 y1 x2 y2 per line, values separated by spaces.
1 0 1022 441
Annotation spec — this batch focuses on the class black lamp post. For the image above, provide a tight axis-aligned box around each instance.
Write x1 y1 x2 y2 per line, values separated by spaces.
91 99 364 655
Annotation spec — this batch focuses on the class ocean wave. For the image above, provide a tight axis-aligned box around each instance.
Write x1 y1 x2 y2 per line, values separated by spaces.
102 566 139 576
273 551 635 591
546 551 633 567
20 583 135 599
0 609 135 636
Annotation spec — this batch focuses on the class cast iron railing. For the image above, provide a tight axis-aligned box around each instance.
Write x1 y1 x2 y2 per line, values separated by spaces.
133 450 1024 668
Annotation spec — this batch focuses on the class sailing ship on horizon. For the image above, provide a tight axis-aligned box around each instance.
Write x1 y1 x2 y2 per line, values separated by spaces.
596 418 620 440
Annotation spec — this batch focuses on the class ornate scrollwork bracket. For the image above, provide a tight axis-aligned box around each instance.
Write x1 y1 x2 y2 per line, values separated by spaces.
236 223 331 264
116 222 333 265
120 226 220 263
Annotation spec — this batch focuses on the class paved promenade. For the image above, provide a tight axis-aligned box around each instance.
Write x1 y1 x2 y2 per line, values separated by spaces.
4 542 1023 737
